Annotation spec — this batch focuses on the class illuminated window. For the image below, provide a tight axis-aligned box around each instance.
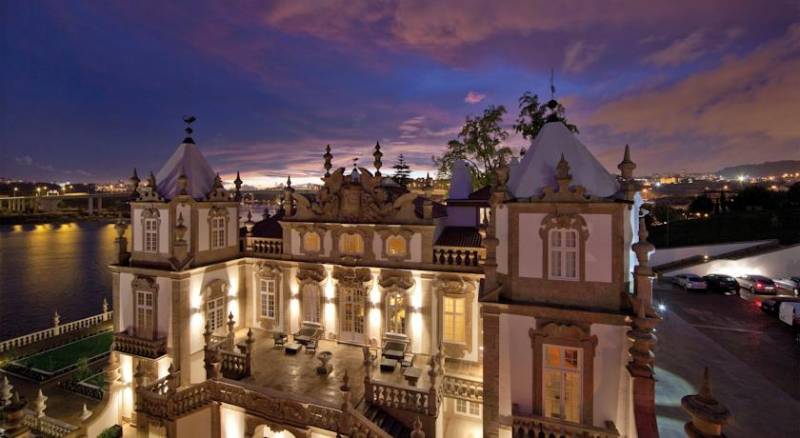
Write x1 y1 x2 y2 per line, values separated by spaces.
260 278 276 319
143 218 158 253
301 283 322 323
454 398 481 417
386 292 407 334
339 233 364 256
549 229 579 280
443 296 466 344
210 216 226 249
135 290 154 339
206 296 226 332
386 235 407 257
303 232 321 253
543 345 582 423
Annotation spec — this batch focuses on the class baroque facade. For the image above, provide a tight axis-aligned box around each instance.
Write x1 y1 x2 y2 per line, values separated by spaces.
93 107 660 438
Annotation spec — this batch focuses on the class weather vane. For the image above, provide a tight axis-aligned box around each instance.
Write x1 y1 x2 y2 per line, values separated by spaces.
183 115 196 136
550 68 556 100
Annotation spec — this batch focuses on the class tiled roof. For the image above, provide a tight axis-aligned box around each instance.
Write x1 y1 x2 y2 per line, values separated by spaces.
251 210 284 239
468 186 491 200
435 226 482 248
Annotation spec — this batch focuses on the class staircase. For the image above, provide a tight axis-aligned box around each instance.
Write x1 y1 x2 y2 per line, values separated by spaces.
357 400 411 438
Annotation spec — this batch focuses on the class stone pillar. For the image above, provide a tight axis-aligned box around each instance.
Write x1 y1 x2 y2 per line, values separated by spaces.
226 312 236 346
482 310 501 438
682 368 731 438
87 197 94 215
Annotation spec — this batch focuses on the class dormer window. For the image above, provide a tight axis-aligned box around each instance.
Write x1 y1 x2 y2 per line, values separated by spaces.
549 229 578 280
208 207 228 250
142 208 160 253
339 233 364 256
303 232 321 253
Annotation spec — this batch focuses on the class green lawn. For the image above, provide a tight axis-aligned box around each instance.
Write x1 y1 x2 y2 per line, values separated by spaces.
20 331 113 373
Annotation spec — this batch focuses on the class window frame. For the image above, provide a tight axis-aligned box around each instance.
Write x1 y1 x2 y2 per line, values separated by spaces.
141 208 160 254
339 232 365 256
542 344 583 423
442 296 467 344
259 278 277 320
548 228 580 281
385 290 407 335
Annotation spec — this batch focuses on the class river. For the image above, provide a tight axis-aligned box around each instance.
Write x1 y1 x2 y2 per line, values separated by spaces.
0 222 115 340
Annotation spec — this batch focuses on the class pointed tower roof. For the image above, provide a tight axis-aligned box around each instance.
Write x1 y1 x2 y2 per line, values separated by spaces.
507 121 618 199
448 159 472 200
155 140 216 200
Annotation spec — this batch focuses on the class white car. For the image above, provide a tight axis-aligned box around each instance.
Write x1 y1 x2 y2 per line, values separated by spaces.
774 277 800 295
673 274 708 291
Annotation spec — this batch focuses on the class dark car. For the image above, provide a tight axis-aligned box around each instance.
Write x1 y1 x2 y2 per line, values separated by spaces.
703 274 738 293
736 275 777 294
761 296 800 316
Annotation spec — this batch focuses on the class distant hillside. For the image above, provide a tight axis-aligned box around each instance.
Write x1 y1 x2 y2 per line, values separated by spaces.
717 160 800 178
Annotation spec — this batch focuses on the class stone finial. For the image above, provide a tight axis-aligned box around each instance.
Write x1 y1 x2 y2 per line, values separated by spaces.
129 168 140 191
244 210 255 235
245 328 255 353
632 213 655 268
618 144 636 179
411 417 425 438
80 403 93 422
166 362 178 395
227 312 235 335
104 351 120 386
148 171 157 188
177 172 189 196
0 375 13 407
340 369 351 393
52 311 60 327
323 145 333 177
682 367 731 438
32 389 47 418
373 141 383 177
114 212 127 238
234 171 243 200
102 297 109 314
203 322 212 346
133 361 146 387
175 212 187 242
213 173 223 190
556 153 572 187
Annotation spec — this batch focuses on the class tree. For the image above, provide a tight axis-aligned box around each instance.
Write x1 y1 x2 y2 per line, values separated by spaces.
732 186 776 211
433 105 512 188
391 154 412 187
513 92 579 140
689 194 714 215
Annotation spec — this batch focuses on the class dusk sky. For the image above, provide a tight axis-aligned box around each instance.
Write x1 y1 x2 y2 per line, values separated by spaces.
3 1 800 186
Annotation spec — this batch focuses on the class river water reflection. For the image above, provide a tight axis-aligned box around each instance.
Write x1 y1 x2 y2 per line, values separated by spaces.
0 222 114 339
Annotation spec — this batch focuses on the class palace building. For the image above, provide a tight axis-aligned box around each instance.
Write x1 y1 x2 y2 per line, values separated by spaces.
90 104 661 438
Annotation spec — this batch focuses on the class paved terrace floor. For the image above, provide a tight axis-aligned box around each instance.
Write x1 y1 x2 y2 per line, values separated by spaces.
653 281 800 438
243 336 435 406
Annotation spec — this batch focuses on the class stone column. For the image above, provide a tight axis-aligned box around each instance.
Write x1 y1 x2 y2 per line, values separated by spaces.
482 310 501 438
682 368 731 438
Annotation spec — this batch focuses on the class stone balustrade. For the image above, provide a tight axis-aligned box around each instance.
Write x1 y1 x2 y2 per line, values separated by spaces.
246 237 283 255
0 310 113 353
364 379 433 416
442 375 483 402
113 331 167 359
512 415 620 438
349 408 393 438
432 245 484 267
220 350 250 380
21 409 79 437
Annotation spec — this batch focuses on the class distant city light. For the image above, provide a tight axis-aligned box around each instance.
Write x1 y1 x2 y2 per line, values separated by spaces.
658 304 667 312
737 175 745 182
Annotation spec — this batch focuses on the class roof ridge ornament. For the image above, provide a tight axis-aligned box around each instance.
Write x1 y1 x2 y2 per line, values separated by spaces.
182 115 196 144
136 170 165 202
539 154 589 202
323 145 333 177
205 172 230 202
373 141 383 177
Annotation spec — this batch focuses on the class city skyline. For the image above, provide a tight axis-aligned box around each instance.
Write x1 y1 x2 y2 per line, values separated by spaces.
3 1 800 186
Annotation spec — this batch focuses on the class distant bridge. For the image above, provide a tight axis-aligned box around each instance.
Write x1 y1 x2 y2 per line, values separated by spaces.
0 192 130 214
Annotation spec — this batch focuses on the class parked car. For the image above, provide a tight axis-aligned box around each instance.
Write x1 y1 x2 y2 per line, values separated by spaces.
773 277 800 295
703 274 738 293
778 302 800 327
737 275 777 294
761 296 800 316
673 274 707 291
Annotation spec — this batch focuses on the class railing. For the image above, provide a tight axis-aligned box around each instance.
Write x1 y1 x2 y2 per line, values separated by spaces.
432 245 485 267
349 407 393 438
512 415 620 438
442 375 483 402
246 237 283 255
364 379 433 416
220 349 249 380
0 310 113 353
22 409 79 437
114 331 167 359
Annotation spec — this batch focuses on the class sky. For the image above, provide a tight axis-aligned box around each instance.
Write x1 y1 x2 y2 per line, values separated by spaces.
2 0 800 187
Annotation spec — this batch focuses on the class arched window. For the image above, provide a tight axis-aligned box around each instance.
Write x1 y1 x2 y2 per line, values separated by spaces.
385 291 407 334
339 233 364 256
303 232 321 253
549 229 579 280
386 235 407 257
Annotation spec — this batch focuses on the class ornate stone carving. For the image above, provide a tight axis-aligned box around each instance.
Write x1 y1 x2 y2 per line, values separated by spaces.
539 154 590 202
296 264 326 283
538 213 589 241
132 276 159 293
378 270 415 290
332 266 372 286
205 173 231 202
137 172 165 202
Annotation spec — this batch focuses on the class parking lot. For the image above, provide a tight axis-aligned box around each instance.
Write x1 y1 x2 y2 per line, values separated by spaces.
654 279 800 437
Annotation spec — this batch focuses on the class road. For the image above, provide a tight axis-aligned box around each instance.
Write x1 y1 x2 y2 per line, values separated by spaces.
654 280 800 437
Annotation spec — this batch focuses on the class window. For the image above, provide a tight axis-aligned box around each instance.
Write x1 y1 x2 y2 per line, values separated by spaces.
211 216 226 249
454 398 481 417
260 278 276 319
303 232 321 253
443 296 466 343
301 283 322 323
549 229 579 280
386 235 407 257
144 218 158 253
207 296 226 332
543 345 582 423
386 292 406 334
135 290 154 339
339 233 364 256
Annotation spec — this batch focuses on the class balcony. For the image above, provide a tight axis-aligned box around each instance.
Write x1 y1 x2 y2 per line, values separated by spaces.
432 245 485 267
245 237 283 255
114 331 167 359
512 415 620 438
